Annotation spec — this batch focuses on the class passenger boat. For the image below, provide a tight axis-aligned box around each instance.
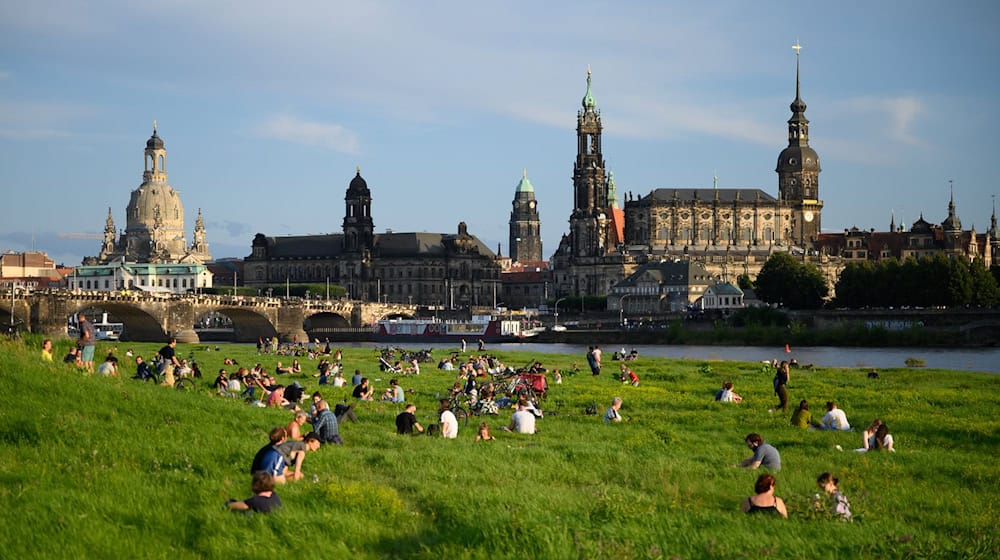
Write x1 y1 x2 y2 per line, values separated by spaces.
373 315 536 343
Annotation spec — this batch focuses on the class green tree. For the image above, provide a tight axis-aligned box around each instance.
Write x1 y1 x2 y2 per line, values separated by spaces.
754 252 829 309
969 258 1000 307
947 256 973 306
736 273 754 291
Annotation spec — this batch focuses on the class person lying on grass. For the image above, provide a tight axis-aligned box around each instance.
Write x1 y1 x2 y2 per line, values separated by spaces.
227 471 282 513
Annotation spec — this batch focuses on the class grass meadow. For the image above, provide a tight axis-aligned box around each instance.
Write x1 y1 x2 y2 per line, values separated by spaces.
1 336 998 559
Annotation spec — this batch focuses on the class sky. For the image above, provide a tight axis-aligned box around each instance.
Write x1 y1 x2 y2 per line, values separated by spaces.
2 1 999 266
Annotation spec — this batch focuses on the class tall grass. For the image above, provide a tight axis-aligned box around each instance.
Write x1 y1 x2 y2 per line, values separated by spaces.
1 336 998 559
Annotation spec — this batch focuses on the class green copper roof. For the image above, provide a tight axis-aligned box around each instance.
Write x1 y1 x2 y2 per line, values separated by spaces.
516 168 534 193
606 170 618 207
582 67 596 109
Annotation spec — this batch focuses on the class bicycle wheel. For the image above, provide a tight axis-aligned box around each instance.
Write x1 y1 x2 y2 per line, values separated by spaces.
174 377 196 391
452 405 470 426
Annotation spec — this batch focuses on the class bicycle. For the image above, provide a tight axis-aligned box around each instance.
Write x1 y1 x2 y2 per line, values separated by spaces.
146 367 197 391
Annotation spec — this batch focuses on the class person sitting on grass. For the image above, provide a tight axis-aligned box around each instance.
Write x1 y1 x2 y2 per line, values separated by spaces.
291 359 302 374
267 385 289 409
41 339 54 362
350 368 363 387
63 346 80 365
276 432 322 481
250 427 288 485
604 397 624 423
474 422 495 442
714 381 742 403
275 361 292 375
740 473 788 518
619 363 640 386
286 410 308 441
740 433 781 471
815 472 852 520
311 400 343 445
133 356 153 381
227 471 282 513
504 403 536 434
820 401 851 431
855 421 895 453
396 403 425 435
352 377 374 401
284 381 304 406
439 399 458 439
213 369 229 394
790 400 819 429
96 355 119 377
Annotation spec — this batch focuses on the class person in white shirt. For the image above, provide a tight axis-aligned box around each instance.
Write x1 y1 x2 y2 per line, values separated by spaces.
439 399 458 439
507 404 536 434
821 401 851 431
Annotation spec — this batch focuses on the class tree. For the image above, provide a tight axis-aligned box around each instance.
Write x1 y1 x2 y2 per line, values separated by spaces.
736 273 754 291
947 256 973 306
755 252 829 309
969 258 1000 307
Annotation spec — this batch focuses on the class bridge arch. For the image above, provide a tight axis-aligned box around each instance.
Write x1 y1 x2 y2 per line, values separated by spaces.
205 306 279 343
303 311 352 340
68 303 167 342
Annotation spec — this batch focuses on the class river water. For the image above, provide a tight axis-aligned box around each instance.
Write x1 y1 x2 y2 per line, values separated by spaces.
318 341 999 373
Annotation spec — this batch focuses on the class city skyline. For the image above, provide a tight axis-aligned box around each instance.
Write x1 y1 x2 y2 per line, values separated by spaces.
1 1 998 266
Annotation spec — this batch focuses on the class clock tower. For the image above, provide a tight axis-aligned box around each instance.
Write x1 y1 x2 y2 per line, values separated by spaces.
509 169 542 263
776 43 823 248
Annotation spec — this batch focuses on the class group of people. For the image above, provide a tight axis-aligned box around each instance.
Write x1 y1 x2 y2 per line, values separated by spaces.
729 357 900 520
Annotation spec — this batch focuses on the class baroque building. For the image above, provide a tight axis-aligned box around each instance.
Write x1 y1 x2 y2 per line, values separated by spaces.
244 169 501 307
817 190 997 268
622 46 822 259
87 125 211 265
509 170 542 264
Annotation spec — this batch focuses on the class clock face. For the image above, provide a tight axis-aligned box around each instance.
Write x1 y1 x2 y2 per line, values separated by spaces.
528 201 536 209
804 211 814 222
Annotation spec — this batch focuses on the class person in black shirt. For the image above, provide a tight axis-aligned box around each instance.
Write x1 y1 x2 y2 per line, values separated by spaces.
395 404 424 435
227 472 282 513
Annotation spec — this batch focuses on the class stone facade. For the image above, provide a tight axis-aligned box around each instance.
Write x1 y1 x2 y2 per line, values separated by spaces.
244 170 502 307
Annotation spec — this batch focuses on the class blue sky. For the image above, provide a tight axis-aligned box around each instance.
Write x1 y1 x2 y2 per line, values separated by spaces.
2 1 999 266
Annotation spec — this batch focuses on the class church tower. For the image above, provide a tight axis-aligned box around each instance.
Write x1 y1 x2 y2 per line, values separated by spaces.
509 169 542 263
570 67 610 258
99 208 117 261
343 167 374 253
941 182 963 254
776 43 823 249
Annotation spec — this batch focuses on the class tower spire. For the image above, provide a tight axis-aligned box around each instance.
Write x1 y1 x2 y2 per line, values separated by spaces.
582 65 596 110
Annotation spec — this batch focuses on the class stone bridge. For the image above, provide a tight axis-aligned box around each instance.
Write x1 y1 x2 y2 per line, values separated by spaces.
11 290 417 343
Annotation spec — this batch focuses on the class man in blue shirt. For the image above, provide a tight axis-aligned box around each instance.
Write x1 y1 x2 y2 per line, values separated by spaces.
250 427 289 484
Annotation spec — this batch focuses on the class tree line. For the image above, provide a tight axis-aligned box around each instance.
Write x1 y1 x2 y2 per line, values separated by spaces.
749 252 1000 310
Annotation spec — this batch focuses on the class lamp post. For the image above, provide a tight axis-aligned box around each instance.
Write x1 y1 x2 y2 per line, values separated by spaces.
554 297 567 327
619 294 637 328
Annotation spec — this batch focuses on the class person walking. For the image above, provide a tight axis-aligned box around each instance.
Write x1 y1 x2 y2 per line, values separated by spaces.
773 360 790 412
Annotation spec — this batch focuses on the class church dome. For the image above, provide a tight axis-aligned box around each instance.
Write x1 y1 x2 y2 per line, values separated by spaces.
347 168 370 196
776 145 821 173
146 130 164 150
126 184 185 231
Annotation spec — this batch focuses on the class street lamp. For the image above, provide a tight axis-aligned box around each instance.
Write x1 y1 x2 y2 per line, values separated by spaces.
554 297 567 327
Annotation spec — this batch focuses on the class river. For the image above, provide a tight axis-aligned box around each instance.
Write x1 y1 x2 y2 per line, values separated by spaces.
306 341 1000 373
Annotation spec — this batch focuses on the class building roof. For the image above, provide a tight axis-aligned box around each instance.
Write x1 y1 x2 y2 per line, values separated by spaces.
616 260 715 288
641 188 776 204
707 282 743 296
515 169 534 194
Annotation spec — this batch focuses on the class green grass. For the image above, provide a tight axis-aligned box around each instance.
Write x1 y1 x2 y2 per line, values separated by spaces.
2 336 998 559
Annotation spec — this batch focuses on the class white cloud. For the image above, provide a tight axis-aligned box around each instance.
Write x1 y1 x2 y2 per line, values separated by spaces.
254 115 360 155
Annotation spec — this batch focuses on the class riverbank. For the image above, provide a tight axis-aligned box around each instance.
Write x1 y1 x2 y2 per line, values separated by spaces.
2 335 998 558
